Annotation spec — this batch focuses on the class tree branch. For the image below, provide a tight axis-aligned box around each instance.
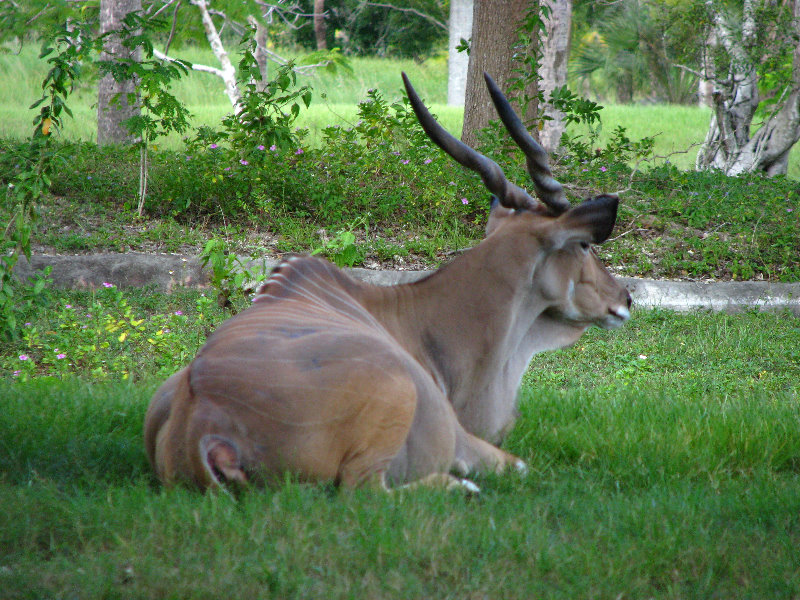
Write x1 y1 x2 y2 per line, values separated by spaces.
163 0 182 56
25 2 53 26
189 0 241 109
147 0 180 19
152 47 226 78
361 2 447 31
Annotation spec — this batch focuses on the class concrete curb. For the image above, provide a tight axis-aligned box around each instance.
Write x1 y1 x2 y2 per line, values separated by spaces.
13 252 800 315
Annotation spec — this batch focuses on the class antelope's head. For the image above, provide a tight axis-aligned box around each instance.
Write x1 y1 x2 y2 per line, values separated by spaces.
402 72 631 331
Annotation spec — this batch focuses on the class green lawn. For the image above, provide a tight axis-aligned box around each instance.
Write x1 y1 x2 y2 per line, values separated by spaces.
2 41 799 597
3 43 799 176
1 306 798 598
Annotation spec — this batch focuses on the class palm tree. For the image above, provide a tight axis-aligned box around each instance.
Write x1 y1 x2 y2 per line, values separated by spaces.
570 0 696 104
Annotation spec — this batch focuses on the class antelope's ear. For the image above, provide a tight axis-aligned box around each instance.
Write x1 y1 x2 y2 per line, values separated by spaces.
485 195 516 236
552 194 619 248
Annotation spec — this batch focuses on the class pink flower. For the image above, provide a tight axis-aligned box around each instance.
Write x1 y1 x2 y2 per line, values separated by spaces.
600 166 607 172
257 145 265 151
174 311 183 316
56 353 66 359
240 159 249 166
401 159 410 165
295 148 304 155
209 143 218 149
102 282 114 288
12 370 21 377
461 198 469 205
65 304 72 309
424 158 432 164
19 354 29 361
270 145 277 151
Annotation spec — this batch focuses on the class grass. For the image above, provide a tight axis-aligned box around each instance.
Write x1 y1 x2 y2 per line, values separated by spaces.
2 42 799 176
1 306 799 598
2 43 798 282
2 37 800 598
0 43 461 146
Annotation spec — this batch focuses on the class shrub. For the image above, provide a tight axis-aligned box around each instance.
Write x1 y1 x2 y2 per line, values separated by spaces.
3 284 223 381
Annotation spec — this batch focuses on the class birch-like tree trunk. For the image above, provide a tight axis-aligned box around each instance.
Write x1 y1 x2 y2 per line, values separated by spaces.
192 0 241 110
447 0 473 107
696 0 800 176
154 0 241 111
462 0 538 147
538 0 572 153
314 0 327 50
247 15 269 90
97 0 142 146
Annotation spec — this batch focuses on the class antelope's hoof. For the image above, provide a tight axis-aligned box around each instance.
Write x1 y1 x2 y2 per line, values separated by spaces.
453 478 481 495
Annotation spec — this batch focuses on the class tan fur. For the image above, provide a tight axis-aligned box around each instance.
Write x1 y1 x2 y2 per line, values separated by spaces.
145 212 629 490
144 75 631 492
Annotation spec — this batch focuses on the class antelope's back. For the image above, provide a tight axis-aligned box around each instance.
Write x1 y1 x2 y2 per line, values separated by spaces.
147 256 418 487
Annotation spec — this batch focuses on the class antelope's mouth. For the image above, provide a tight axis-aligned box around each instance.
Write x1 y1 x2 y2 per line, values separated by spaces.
599 306 631 330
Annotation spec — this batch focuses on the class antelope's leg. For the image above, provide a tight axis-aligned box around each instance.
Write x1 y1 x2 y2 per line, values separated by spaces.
396 473 481 494
386 372 459 487
350 471 480 494
453 428 527 476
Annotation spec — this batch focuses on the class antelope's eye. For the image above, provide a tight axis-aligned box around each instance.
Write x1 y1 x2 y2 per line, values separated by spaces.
580 241 591 251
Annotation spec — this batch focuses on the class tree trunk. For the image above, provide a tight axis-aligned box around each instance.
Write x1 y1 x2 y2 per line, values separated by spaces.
447 0 473 107
538 0 572 153
462 0 539 147
617 71 633 103
696 0 800 176
194 0 241 110
97 0 142 146
314 0 327 50
247 15 269 90
698 29 716 108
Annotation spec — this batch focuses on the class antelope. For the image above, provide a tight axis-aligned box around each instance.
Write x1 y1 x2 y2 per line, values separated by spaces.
144 72 632 492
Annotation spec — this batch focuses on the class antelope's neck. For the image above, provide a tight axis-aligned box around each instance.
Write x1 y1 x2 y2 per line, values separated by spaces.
361 247 549 440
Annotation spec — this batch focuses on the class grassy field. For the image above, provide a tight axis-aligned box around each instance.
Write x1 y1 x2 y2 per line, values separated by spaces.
2 41 800 597
1 304 799 598
3 43 798 176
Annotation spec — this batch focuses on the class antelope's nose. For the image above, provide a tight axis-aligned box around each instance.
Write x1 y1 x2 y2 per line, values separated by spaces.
609 305 630 322
609 290 632 322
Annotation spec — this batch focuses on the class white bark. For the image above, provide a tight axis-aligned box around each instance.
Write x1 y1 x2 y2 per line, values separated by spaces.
191 0 241 111
698 29 716 107
539 0 572 153
447 0 473 106
696 0 800 176
155 4 336 111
